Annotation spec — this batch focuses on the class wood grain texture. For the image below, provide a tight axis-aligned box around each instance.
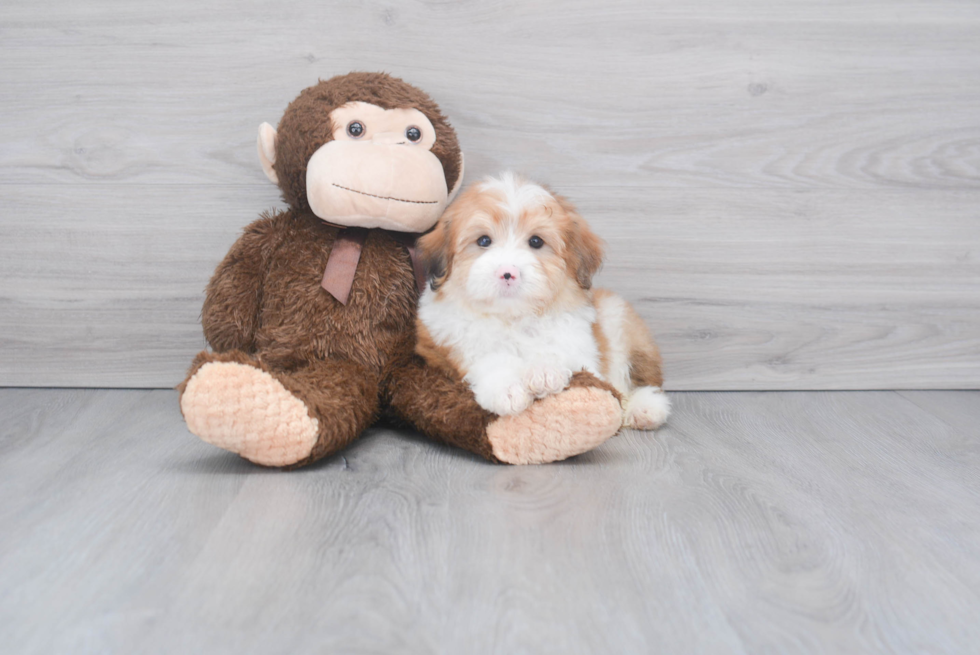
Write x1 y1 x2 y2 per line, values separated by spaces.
1 388 978 653
1 0 979 388
1 184 976 388
3 1 980 190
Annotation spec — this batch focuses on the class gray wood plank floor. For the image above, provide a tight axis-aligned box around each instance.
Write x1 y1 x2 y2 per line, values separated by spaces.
1 389 977 654
2 0 979 389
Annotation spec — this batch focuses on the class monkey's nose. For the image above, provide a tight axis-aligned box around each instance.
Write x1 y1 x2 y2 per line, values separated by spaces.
371 131 407 146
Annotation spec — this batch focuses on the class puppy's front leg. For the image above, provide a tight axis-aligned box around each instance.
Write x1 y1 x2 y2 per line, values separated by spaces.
523 364 573 399
466 356 533 416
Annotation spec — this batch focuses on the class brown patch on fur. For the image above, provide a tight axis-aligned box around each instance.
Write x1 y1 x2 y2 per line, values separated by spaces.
416 213 454 290
553 194 604 289
591 313 612 378
589 287 665 394
623 302 664 388
629 349 663 389
414 320 464 380
274 72 461 212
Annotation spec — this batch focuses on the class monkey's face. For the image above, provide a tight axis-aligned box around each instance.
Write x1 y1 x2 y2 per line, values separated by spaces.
258 75 464 234
305 102 451 232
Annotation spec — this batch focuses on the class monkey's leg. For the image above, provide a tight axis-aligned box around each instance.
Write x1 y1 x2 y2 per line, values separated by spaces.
179 351 379 467
385 356 623 465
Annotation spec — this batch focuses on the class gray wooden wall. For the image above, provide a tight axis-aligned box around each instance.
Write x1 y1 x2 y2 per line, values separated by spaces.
2 0 978 389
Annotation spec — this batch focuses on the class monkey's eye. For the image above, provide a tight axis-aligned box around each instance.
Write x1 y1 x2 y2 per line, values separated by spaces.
477 235 492 248
346 121 365 138
406 126 422 142
529 235 544 249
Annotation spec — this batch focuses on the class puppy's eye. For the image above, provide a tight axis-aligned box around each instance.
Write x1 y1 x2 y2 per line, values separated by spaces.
406 126 422 142
347 121 365 138
529 235 544 249
477 235 492 247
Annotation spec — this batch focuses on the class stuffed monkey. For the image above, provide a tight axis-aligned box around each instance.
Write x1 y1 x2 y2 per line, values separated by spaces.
178 72 623 467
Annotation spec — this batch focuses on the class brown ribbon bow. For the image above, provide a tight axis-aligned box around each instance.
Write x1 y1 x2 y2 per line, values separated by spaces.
320 227 427 305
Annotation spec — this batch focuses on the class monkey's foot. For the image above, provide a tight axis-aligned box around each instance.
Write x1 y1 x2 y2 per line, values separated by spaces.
180 361 319 467
486 373 622 465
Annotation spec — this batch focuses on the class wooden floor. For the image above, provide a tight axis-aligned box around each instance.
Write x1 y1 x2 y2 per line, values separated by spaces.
1 389 977 653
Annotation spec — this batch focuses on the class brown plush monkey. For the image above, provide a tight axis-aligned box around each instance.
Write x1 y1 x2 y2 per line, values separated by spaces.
178 72 623 467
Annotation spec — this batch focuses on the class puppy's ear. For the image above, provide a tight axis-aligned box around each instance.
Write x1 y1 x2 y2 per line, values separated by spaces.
417 217 454 291
557 196 604 289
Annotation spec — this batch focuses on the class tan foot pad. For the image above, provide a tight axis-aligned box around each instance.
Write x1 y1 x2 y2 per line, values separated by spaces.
486 386 622 465
180 362 319 467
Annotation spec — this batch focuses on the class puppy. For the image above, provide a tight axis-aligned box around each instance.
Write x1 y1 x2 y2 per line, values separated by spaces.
415 172 670 430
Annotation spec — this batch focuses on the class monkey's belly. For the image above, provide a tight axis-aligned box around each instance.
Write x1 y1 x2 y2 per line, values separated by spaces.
256 232 418 372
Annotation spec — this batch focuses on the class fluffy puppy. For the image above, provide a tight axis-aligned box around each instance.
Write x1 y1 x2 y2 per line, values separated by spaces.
415 172 670 430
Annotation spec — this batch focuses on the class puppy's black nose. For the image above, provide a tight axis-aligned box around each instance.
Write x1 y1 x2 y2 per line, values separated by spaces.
496 265 520 282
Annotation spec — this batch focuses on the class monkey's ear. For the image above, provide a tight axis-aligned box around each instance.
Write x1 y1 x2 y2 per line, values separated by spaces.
257 122 278 185
447 151 465 204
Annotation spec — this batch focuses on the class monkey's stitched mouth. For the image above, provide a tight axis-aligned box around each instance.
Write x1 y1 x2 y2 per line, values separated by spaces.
332 183 438 205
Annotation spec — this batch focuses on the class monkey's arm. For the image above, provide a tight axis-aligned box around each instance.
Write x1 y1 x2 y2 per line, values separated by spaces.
201 213 282 353
385 353 623 465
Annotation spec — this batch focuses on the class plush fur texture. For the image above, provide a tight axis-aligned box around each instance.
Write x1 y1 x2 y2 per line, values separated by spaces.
486 372 624 464
273 73 461 213
415 172 670 429
182 361 320 467
178 74 624 467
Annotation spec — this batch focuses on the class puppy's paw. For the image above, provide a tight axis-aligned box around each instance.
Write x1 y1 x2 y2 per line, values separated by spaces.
480 383 534 416
523 366 573 399
624 386 671 430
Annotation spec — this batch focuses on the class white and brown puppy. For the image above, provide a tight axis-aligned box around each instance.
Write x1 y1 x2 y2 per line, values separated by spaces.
415 172 669 430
